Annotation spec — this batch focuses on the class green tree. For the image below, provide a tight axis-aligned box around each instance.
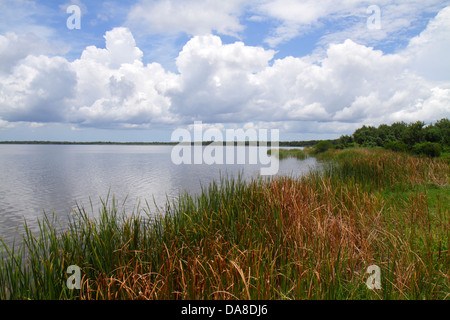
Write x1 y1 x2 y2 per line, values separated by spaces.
315 140 334 153
353 125 378 146
377 124 396 145
402 121 425 148
434 118 450 146
336 135 354 149
390 122 408 141
423 125 441 143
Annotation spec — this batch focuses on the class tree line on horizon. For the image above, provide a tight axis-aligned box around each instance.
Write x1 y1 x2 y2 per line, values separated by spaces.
1 118 448 157
318 118 450 157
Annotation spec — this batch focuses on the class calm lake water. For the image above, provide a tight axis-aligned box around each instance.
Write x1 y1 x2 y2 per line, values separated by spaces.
0 144 320 246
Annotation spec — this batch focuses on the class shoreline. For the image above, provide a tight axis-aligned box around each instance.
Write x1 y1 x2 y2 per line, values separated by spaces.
0 140 322 147
0 148 448 300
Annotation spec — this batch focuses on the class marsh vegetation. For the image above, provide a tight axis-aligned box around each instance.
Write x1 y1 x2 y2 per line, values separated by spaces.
1 147 448 300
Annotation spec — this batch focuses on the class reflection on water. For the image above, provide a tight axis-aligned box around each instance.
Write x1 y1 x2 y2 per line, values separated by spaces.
0 144 320 246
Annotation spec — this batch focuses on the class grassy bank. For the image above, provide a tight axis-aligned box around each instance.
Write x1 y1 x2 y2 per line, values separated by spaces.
1 148 448 300
267 148 308 160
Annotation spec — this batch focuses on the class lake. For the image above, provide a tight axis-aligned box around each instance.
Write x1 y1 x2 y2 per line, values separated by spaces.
0 144 320 246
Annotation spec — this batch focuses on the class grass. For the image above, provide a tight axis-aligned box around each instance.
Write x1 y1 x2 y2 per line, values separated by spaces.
267 148 308 160
0 148 448 300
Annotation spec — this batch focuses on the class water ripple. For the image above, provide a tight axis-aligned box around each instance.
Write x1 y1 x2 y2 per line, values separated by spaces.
0 145 319 247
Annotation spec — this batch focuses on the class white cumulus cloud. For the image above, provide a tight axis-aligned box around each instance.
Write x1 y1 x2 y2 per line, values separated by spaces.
69 28 178 128
126 0 247 37
0 5 449 137
0 54 77 123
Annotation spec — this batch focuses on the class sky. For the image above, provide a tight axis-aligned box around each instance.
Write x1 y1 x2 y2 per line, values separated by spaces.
0 0 449 142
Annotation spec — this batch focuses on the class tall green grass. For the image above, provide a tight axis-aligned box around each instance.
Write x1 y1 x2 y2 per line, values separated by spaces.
268 148 307 160
0 149 448 300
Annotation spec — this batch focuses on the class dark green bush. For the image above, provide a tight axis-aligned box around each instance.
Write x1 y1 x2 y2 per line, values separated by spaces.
412 142 442 158
384 141 407 152
314 140 334 153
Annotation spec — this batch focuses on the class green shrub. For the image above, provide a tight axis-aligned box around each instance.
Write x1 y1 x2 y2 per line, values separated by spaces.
412 142 442 157
314 140 334 153
384 141 407 152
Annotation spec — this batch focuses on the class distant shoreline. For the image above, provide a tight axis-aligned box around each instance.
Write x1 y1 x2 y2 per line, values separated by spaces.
0 140 323 147
0 140 178 146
